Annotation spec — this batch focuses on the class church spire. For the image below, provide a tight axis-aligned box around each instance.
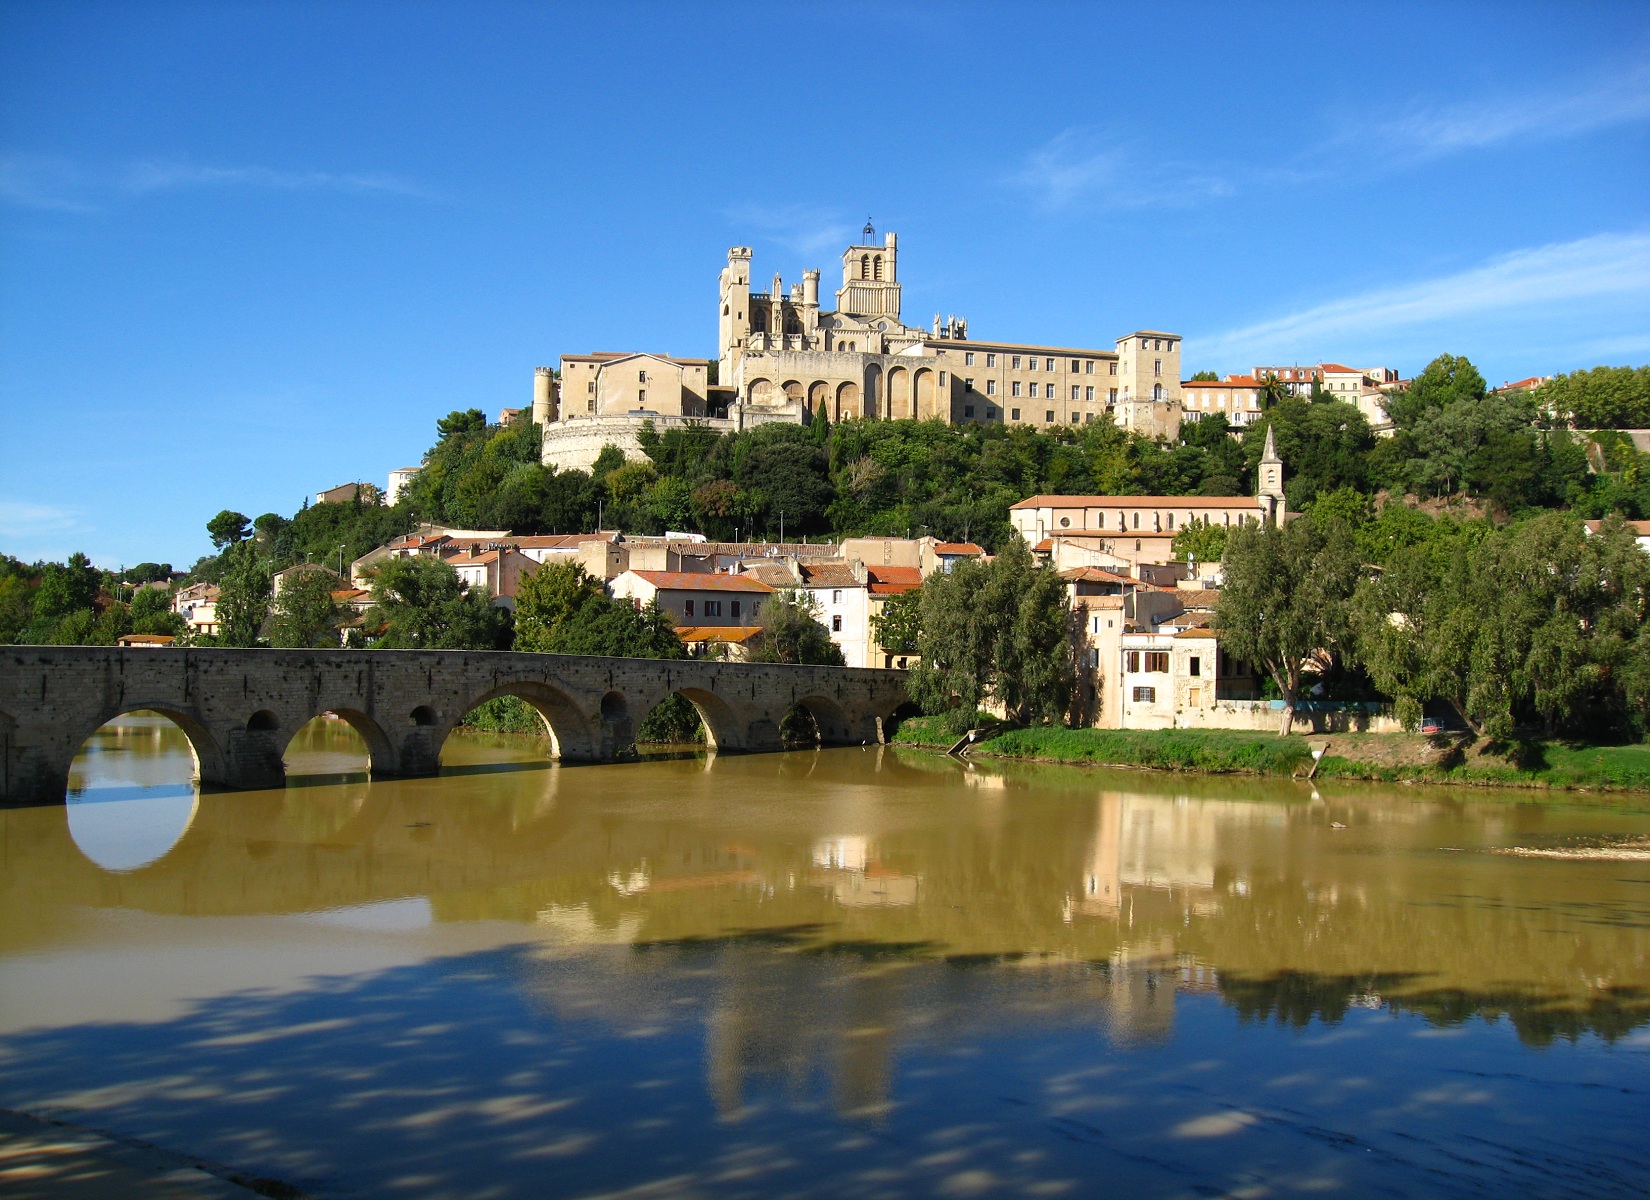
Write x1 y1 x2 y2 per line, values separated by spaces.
1257 424 1286 525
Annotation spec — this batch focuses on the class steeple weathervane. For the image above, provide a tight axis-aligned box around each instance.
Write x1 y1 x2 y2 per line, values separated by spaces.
863 216 875 244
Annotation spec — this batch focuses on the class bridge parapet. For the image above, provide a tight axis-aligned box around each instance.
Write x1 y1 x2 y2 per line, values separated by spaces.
0 648 909 805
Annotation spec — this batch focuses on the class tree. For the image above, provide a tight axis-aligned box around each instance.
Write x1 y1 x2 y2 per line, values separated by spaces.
1536 366 1650 430
908 538 1070 724
1171 517 1228 567
512 560 684 659
207 510 251 549
870 589 921 657
268 568 344 648
1216 515 1361 734
1189 370 1220 382
29 552 101 635
215 539 272 647
1385 354 1487 431
128 585 185 637
367 555 511 649
750 590 845 665
513 562 608 652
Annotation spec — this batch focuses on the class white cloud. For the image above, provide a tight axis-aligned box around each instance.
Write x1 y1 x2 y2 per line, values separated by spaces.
120 161 434 200
0 154 433 211
720 203 859 259
1356 63 1650 162
1195 231 1650 366
1006 128 1235 211
0 499 85 538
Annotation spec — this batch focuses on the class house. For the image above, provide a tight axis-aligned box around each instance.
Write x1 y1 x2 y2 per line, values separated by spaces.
1114 627 1263 730
315 482 381 505
795 562 873 666
386 467 420 505
1180 375 1265 427
272 563 343 598
1583 518 1650 554
171 583 219 637
441 546 537 609
866 565 923 668
608 570 774 632
1063 567 1184 728
116 633 175 648
921 540 986 575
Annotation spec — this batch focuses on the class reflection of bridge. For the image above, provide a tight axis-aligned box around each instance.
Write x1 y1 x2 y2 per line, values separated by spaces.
0 647 908 802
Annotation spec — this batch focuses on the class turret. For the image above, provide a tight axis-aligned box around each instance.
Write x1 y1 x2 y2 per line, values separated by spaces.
531 365 557 425
719 246 754 379
802 269 819 307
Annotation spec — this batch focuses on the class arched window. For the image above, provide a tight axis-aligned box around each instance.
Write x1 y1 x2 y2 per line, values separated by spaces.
861 254 870 279
874 255 883 280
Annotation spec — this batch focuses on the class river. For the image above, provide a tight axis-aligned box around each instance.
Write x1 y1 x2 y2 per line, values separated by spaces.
1 712 1647 1198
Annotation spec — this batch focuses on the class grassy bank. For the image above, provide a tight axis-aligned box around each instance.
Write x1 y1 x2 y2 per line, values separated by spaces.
893 717 1650 791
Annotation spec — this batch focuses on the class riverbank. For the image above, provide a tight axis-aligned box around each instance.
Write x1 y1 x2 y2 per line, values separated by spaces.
891 716 1650 791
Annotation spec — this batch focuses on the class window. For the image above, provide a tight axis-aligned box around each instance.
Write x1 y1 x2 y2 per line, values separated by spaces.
1046 358 1056 371
1012 355 1022 369
986 379 996 395
986 353 997 367
1145 651 1169 673
1167 512 1175 529
1010 407 1020 421
832 590 842 603
939 371 947 385
1011 381 1022 397
1189 687 1201 706
986 407 996 419
1153 384 1163 402
1087 648 1100 668
705 600 722 617
1086 361 1095 374
734 600 746 619
965 352 975 366
685 599 695 617
965 378 975 391
1133 686 1156 703
1045 410 1055 423
1109 362 1118 376
964 405 975 418
1084 412 1094 423
1070 385 1080 401
588 381 596 393
1126 651 1140 672
1109 388 1118 403
1135 539 1141 550
1028 356 1038 370
638 370 647 383
637 389 646 404
1132 511 1139 529
1154 359 1162 376
1071 359 1080 372
1189 656 1201 677
1070 413 1080 423
832 614 842 632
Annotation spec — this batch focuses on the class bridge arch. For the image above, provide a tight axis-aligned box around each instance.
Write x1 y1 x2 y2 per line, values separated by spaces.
672 687 749 753
281 709 389 778
448 680 598 762
788 693 855 745
66 704 225 790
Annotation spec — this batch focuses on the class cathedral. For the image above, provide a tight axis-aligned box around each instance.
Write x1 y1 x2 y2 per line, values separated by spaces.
537 224 1184 471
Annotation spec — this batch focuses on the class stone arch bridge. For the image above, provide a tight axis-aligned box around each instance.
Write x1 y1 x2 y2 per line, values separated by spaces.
0 647 910 804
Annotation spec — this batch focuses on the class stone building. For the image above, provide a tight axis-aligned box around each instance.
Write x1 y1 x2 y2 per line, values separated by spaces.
538 225 1183 471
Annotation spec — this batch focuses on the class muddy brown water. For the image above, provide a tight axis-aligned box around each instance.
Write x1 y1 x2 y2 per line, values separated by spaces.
1 712 1647 1198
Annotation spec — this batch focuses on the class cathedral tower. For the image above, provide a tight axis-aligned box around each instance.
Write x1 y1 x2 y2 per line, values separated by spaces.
836 220 902 320
719 246 753 381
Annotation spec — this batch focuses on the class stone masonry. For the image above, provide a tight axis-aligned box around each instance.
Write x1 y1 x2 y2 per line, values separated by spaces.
0 647 910 804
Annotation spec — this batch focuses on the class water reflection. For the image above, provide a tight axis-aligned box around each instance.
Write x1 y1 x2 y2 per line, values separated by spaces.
3 719 1649 1197
65 712 198 871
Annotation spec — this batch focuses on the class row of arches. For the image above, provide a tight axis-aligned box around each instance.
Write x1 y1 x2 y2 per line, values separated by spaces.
746 367 938 422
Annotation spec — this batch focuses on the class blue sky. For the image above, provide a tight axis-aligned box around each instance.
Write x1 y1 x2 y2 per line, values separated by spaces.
2 0 1647 569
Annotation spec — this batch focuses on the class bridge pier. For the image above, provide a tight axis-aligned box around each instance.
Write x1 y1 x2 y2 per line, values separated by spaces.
0 648 909 804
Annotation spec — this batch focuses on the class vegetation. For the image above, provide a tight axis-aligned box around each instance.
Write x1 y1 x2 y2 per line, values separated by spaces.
268 568 345 649
907 538 1070 724
366 556 512 650
749 591 844 666
1536 365 1650 430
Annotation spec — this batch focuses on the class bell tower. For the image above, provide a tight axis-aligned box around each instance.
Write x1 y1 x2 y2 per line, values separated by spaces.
1257 424 1287 525
836 220 902 320
719 246 753 381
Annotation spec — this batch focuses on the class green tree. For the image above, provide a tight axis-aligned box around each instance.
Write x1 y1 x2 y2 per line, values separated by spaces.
268 568 345 648
215 539 272 647
513 562 608 652
1189 370 1220 382
367 555 511 649
28 551 101 639
128 585 186 637
1171 517 1228 567
206 510 251 549
750 590 845 665
1216 515 1361 734
870 588 921 657
909 538 1069 724
1536 366 1650 429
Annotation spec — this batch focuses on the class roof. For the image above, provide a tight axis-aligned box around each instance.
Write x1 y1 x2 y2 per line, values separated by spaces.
1173 627 1219 639
932 542 984 555
1583 519 1650 535
117 633 175 645
866 565 922 595
798 563 861 588
1182 377 1260 388
1012 494 1262 511
1059 567 1140 586
628 571 775 592
741 562 799 588
1176 589 1221 609
924 338 1117 357
674 625 764 643
561 351 711 366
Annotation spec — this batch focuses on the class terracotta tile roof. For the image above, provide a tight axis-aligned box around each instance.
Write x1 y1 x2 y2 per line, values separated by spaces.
1011 495 1261 510
674 625 764 643
799 563 861 588
741 562 799 588
866 566 922 596
1073 595 1126 609
1174 627 1218 639
1059 567 1139 585
1583 519 1650 535
1175 589 1221 609
932 542 984 555
630 571 775 592
117 633 176 645
1033 538 1054 552
1318 363 1356 373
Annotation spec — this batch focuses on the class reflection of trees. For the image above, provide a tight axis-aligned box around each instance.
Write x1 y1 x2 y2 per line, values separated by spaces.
1218 970 1650 1046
